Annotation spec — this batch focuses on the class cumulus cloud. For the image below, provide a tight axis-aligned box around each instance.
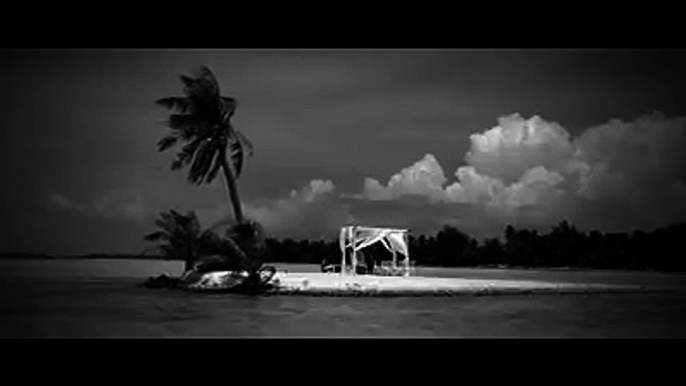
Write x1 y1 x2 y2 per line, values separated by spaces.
360 154 449 202
288 179 335 202
572 113 686 202
466 114 574 183
564 113 686 230
197 179 346 238
445 166 504 204
489 166 566 213
47 189 147 221
354 112 686 234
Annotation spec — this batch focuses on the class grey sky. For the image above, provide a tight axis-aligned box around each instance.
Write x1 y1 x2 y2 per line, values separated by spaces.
2 49 685 255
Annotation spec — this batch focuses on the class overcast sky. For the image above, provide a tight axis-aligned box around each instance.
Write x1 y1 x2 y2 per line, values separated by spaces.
2 49 686 255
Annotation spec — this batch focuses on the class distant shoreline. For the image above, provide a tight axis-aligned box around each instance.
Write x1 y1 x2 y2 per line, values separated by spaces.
0 253 166 261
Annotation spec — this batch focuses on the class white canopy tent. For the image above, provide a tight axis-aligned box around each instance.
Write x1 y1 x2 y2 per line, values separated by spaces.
339 226 410 276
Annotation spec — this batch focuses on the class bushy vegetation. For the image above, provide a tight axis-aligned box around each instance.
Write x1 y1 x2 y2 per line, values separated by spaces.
260 221 686 272
143 211 277 292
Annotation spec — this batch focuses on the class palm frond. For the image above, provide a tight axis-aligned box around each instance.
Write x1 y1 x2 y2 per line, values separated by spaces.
196 66 221 102
209 217 237 233
156 245 178 260
199 229 220 242
142 245 164 256
216 233 251 267
168 209 184 221
171 159 184 171
204 147 224 184
179 74 201 100
235 130 253 156
143 231 170 242
171 137 205 172
156 135 180 153
167 114 208 138
198 230 222 256
154 213 176 233
179 67 221 119
187 211 202 237
188 139 218 185
221 96 237 109
220 97 238 122
170 210 193 235
227 132 247 179
155 97 194 114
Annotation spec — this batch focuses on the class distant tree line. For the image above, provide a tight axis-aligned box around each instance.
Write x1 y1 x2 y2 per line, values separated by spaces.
260 221 686 272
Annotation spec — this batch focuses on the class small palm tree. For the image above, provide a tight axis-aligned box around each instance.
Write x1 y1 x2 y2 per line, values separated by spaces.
155 66 252 225
209 218 276 292
143 209 220 272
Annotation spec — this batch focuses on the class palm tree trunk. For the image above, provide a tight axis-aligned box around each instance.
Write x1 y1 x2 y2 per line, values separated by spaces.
184 243 196 273
218 148 245 224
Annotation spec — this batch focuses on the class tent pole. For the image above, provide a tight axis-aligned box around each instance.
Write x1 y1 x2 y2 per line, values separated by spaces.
340 227 346 277
404 232 410 277
351 226 357 276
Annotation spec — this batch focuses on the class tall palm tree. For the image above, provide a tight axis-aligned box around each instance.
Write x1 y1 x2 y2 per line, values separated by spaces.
155 66 252 225
143 209 220 272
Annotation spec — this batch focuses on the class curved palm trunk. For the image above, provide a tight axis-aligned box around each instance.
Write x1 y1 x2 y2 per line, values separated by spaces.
218 148 245 225
217 146 263 282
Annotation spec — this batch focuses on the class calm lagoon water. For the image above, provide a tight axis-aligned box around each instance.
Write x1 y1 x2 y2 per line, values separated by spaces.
1 259 685 337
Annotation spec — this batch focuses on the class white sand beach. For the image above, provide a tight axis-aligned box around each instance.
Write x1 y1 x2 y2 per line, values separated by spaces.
269 272 655 296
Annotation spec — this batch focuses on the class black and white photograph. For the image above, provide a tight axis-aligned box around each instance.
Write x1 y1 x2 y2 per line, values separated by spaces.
1 48 685 338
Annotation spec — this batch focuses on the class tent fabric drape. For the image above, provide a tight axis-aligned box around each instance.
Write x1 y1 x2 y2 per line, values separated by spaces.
353 229 393 251
386 232 408 256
